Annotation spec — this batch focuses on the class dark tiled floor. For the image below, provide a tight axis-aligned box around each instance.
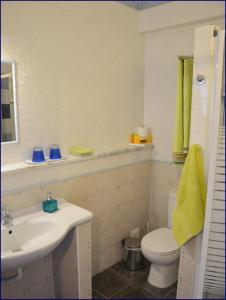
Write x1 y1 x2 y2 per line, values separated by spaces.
92 261 177 299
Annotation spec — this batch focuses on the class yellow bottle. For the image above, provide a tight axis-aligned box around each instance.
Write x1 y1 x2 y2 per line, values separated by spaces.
133 134 141 144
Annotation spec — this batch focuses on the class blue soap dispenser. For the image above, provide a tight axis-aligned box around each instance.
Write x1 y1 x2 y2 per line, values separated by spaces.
42 192 58 213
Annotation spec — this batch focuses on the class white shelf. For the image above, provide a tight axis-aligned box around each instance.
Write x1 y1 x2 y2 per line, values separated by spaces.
129 143 153 148
1 145 153 175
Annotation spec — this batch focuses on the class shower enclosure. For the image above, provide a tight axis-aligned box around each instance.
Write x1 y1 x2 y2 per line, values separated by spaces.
196 28 225 299
176 25 225 299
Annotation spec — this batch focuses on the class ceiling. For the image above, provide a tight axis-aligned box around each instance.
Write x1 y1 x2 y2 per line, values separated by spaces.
118 1 171 10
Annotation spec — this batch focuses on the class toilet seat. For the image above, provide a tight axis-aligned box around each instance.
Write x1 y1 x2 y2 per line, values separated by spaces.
142 247 179 256
141 227 180 255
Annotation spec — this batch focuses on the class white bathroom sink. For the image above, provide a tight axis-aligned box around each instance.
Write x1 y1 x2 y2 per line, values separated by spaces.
1 201 93 271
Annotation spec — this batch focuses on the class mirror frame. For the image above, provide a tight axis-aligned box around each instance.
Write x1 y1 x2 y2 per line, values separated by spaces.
1 61 19 144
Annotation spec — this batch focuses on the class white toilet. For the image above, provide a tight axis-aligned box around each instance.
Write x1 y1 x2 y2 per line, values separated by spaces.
141 191 180 289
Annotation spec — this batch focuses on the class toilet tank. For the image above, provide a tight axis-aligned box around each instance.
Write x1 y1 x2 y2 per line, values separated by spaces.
168 190 177 228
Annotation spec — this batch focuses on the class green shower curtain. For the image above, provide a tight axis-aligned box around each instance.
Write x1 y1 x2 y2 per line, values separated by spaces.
173 57 193 163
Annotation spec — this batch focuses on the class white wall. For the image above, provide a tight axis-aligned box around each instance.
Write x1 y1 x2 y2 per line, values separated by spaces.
139 1 225 33
140 2 224 230
142 15 224 162
144 25 195 162
1 1 145 164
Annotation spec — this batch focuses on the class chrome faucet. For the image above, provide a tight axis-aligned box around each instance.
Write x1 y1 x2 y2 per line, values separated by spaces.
1 206 14 227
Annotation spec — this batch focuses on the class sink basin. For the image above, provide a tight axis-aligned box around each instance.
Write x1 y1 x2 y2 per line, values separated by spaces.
1 200 93 271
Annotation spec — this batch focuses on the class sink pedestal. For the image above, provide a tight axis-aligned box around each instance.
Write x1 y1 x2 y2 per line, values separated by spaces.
2 221 92 299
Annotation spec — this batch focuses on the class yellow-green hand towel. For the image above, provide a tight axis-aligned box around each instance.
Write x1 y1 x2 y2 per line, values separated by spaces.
69 146 93 156
172 144 207 245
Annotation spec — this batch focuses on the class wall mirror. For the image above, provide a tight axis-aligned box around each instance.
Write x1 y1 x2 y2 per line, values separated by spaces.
1 61 18 143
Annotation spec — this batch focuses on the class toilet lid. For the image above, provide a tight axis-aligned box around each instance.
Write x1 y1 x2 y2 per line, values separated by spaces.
141 228 180 254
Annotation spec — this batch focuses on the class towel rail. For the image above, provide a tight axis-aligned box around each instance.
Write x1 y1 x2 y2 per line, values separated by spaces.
177 55 194 59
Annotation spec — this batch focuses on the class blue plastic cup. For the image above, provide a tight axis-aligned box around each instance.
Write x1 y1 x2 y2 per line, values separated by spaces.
49 144 61 160
32 147 45 163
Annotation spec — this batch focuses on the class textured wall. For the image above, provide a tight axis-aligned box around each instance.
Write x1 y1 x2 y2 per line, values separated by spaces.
143 20 224 163
149 161 182 230
143 25 194 163
2 161 151 275
1 1 145 164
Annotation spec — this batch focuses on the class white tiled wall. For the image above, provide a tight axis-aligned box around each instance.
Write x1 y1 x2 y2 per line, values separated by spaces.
77 222 92 299
2 227 84 299
2 224 93 299
2 159 183 278
2 254 54 299
2 161 151 276
52 229 79 299
149 161 182 230
178 238 197 287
